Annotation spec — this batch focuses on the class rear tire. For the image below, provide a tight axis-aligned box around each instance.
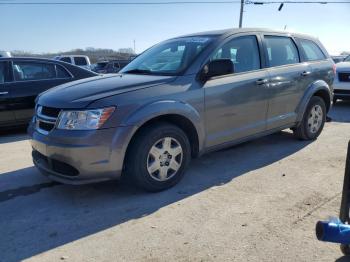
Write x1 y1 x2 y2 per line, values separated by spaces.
294 96 326 140
125 123 191 192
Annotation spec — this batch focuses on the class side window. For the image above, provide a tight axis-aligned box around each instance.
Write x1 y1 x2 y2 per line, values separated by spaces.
264 36 299 67
299 39 326 61
212 35 261 73
74 57 88 66
60 57 72 64
13 62 56 81
56 65 71 78
0 62 6 84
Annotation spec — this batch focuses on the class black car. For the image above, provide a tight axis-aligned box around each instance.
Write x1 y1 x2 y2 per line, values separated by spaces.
0 57 97 127
104 60 130 74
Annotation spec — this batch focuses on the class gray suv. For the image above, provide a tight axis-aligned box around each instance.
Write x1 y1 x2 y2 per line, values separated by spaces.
28 28 335 191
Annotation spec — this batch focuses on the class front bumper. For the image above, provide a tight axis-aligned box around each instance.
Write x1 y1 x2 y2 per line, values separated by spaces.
28 123 137 184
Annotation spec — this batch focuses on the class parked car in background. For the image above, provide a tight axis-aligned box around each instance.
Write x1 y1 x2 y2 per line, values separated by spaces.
0 51 11 58
29 28 334 191
54 55 92 70
103 60 130 74
332 55 347 64
0 57 97 127
91 61 109 73
333 55 350 103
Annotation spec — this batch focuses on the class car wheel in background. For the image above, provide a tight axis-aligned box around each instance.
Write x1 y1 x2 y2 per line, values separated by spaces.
294 96 326 140
125 123 191 192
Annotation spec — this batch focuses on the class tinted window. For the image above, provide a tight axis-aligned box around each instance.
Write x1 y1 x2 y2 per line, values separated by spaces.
0 62 5 83
212 35 260 73
345 56 350 62
299 39 326 61
74 57 88 66
60 57 72 63
13 62 56 81
56 65 71 78
265 36 299 67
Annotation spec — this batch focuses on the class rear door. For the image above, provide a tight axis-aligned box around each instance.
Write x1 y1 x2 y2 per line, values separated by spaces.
0 60 15 125
8 60 73 123
262 35 311 130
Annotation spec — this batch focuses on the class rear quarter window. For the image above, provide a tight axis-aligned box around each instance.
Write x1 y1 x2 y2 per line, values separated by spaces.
74 57 88 66
299 39 326 61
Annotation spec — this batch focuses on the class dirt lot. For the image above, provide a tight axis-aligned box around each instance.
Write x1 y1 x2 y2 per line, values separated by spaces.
1 103 350 262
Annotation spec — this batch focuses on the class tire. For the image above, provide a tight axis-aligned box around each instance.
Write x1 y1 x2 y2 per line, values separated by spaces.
341 244 350 256
125 123 191 192
294 96 326 140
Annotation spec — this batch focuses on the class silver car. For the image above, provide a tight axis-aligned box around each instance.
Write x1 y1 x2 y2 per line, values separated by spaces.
28 28 335 191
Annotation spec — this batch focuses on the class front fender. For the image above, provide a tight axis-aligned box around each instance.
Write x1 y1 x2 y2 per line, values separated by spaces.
122 100 205 152
296 80 332 123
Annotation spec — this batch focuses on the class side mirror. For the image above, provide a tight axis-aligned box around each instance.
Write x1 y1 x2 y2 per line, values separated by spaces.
202 59 234 80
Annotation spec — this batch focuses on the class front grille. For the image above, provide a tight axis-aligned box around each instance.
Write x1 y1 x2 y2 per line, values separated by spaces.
38 121 55 132
33 150 79 177
35 105 61 134
41 106 61 118
339 72 350 82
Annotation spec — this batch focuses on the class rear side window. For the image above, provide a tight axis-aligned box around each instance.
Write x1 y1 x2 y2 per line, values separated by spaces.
299 39 326 61
212 35 261 73
13 62 56 81
264 36 299 67
74 57 88 66
60 57 72 63
56 65 71 78
0 62 6 83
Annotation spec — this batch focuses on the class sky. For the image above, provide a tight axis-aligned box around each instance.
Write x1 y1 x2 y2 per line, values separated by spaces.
0 0 349 55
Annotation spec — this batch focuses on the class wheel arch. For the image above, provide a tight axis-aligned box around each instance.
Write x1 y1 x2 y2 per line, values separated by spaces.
122 101 205 159
296 80 332 123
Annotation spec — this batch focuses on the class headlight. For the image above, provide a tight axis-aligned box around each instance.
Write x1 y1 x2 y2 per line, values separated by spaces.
57 107 115 130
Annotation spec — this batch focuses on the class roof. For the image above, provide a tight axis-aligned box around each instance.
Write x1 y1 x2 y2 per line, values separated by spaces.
0 57 57 62
178 28 317 40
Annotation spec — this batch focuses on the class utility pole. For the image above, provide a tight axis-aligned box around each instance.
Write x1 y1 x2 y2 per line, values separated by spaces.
239 0 244 28
133 40 136 54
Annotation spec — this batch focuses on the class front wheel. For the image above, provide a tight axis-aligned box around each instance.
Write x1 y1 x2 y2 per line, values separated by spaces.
294 96 326 140
125 123 191 192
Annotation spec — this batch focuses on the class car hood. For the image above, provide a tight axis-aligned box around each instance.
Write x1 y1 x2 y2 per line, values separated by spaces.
336 62 350 71
38 74 177 108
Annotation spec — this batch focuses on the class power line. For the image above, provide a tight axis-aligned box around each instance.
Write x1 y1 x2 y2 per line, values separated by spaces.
0 0 349 4
248 1 350 4
0 1 243 5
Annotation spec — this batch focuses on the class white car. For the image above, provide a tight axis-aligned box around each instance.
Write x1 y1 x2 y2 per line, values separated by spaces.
333 55 350 104
53 55 91 70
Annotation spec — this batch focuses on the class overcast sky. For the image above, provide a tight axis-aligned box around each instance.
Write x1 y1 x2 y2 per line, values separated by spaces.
1 0 349 55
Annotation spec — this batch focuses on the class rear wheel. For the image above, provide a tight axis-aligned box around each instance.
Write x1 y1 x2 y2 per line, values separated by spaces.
125 123 191 192
294 96 326 140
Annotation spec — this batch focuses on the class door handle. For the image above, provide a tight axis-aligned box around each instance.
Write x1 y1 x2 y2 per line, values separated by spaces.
255 79 268 85
301 71 311 77
0 91 9 95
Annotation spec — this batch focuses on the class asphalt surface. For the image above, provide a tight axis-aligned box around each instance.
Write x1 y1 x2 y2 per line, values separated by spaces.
2 103 350 262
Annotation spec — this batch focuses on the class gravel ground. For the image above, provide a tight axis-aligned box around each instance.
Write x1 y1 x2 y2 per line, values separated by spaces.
1 102 350 262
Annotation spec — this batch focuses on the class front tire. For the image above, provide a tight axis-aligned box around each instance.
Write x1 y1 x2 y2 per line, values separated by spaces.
125 123 191 192
294 96 326 140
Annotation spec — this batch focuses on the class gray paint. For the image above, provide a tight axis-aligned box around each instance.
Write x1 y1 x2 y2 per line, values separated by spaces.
28 28 334 184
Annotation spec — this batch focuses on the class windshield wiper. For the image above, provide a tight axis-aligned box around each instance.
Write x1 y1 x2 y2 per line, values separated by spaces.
122 69 153 75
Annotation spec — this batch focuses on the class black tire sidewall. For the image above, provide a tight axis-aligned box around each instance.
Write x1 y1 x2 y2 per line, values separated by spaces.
302 96 326 140
128 124 191 191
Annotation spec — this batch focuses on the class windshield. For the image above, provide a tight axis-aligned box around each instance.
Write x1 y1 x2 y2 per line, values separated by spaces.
120 36 215 76
345 55 350 62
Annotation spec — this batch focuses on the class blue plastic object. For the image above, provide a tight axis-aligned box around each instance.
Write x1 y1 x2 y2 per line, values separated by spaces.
316 219 350 245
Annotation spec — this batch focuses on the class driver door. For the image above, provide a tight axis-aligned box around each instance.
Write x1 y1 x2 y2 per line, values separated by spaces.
0 61 15 126
204 35 270 148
